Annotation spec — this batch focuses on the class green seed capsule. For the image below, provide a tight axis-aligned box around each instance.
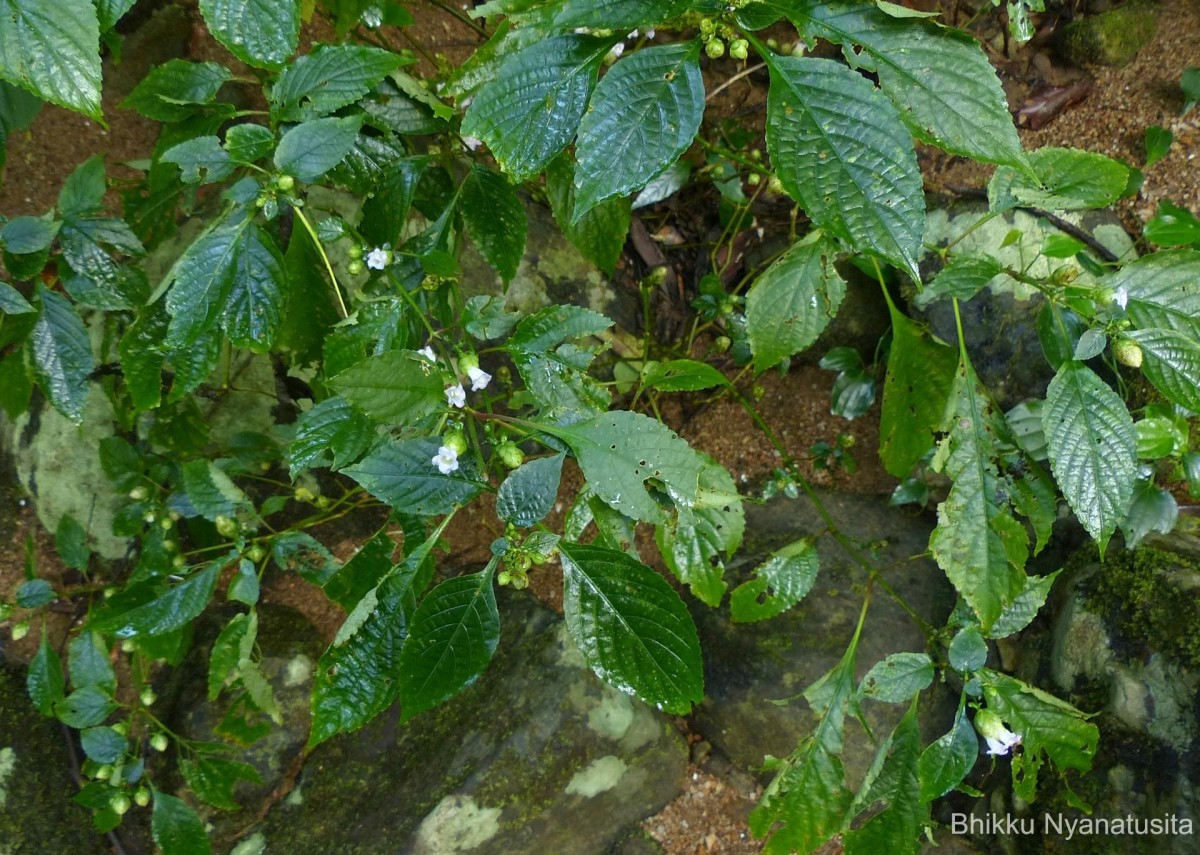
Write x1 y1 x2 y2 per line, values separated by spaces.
705 38 725 59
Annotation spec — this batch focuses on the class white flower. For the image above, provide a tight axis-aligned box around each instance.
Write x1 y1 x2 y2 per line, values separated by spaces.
418 345 436 362
432 445 459 474
462 136 483 151
466 366 492 391
628 29 639 39
645 28 655 39
609 42 625 59
445 384 466 408
975 709 1022 757
1114 286 1129 310
366 247 390 270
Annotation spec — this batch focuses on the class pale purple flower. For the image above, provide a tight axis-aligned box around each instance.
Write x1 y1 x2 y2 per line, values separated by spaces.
432 445 459 474
466 366 491 391
976 709 1022 757
445 384 466 408
366 247 390 270
418 345 436 362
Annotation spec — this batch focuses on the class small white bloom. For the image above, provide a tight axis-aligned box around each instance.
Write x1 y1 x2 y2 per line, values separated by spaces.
460 95 473 110
366 247 390 270
985 731 1022 757
419 346 436 362
467 366 492 391
609 42 625 60
432 445 459 474
445 384 466 408
1114 286 1129 309
976 709 1022 757
462 136 483 151
645 28 655 40
628 29 639 39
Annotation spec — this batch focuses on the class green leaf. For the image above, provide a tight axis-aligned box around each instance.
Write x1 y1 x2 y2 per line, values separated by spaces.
505 304 613 418
497 453 564 528
1108 249 1200 338
988 570 1059 639
1122 480 1178 549
310 533 436 747
359 156 426 247
543 410 702 524
1144 201 1200 247
181 459 249 521
553 0 690 29
55 686 117 728
1129 327 1200 411
30 284 93 423
929 358 1028 630
1043 361 1136 550
461 34 610 182
918 704 978 802
751 739 852 855
842 706 927 855
744 231 846 372
58 154 105 216
271 532 339 585
224 123 275 164
88 561 220 638
208 612 256 700
459 164 527 282
789 1 1027 171
879 297 957 476
980 669 1098 801
765 54 924 281
398 567 500 720
118 302 167 411
545 154 631 276
272 44 407 121
0 281 34 313
199 0 298 69
238 656 282 723
1 215 59 254
152 789 212 855
0 0 102 119
96 0 135 30
574 42 705 218
58 213 147 310
858 652 934 703
0 349 33 417
463 295 519 340
730 538 819 622
80 726 127 763
27 632 64 715
559 542 703 715
288 396 374 477
914 256 1005 308
68 632 115 691
641 359 728 392
344 437 485 516
179 754 262 811
321 529 396 610
273 115 363 181
656 453 743 607
989 147 1131 212
328 349 445 424
162 136 235 185
948 626 987 672
16 577 54 608
122 60 232 122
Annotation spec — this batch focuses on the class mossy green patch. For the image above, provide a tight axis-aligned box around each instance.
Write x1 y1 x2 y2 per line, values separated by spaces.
1060 6 1157 67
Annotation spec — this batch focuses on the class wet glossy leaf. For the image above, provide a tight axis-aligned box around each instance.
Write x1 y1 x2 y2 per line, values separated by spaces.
497 453 564 528
0 0 102 118
730 538 819 622
344 438 485 516
88 561 221 638
288 396 374 477
460 164 527 282
30 284 93 423
328 349 444 425
122 60 232 122
152 789 212 855
199 0 298 69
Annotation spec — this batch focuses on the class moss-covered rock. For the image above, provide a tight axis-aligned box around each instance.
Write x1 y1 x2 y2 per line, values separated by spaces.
1059 6 1158 68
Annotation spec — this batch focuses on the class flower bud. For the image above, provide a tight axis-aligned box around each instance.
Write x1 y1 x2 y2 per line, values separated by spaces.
705 38 725 59
347 243 364 260
275 174 295 192
128 486 148 501
730 39 749 60
140 688 157 707
497 441 524 469
444 431 468 455
111 794 132 816
1114 338 1143 368
11 622 30 641
458 352 480 374
347 259 365 276
134 788 151 808
150 733 169 752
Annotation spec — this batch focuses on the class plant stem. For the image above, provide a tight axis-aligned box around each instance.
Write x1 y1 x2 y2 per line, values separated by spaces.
292 207 349 319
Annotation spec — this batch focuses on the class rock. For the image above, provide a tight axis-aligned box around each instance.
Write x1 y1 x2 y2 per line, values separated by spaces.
1059 6 1158 67
691 492 956 788
0 664 110 854
917 199 1135 409
250 590 687 854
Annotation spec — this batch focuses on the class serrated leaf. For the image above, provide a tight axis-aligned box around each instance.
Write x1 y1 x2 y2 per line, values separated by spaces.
58 153 105 216
506 304 613 418
918 705 978 802
1144 201 1200 247
27 632 64 715
344 437 485 516
122 60 232 122
1 215 59 254
118 302 167 411
68 632 115 691
989 147 1131 212
199 0 298 69
88 561 220 638
791 2 1028 171
237 656 282 723
152 790 212 855
321 529 396 609
55 686 117 728
288 396 373 477
180 754 262 811
461 34 610 181
328 349 444 425
559 542 703 714
1108 250 1200 338
553 0 690 29
1129 327 1200 411
574 42 704 218
497 453 564 527
359 156 426 247
162 136 235 185
0 0 101 119
272 44 407 121
181 459 248 521
988 569 1060 638
1122 480 1178 548
80 726 127 763
0 281 34 313
398 567 500 720
30 284 93 423
208 612 256 700
633 158 691 209
543 410 701 524
751 738 852 854
463 295 518 340
58 213 147 310
765 54 924 281
271 532 338 584
460 164 527 282
914 256 1004 308
929 358 1028 630
1043 361 1136 550
730 538 819 622
224 123 275 163
16 577 54 608
843 707 926 855
746 231 846 371
858 652 934 703
641 359 728 392
274 115 363 181
545 154 631 275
